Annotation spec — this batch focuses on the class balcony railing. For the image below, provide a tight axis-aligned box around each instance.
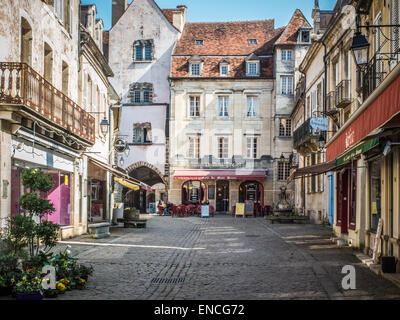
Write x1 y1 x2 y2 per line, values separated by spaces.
362 53 400 101
335 80 351 108
325 91 338 115
293 118 319 150
0 62 95 144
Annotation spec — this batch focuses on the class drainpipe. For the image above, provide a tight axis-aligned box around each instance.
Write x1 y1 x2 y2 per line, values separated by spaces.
108 104 112 225
322 39 329 223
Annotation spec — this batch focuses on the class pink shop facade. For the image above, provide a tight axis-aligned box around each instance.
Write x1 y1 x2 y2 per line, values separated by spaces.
11 134 77 228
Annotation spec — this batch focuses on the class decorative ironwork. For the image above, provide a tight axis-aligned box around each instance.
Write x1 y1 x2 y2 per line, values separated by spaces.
335 80 352 108
325 91 338 115
0 62 95 144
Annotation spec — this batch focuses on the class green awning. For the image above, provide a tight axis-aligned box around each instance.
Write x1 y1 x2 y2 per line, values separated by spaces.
336 138 380 166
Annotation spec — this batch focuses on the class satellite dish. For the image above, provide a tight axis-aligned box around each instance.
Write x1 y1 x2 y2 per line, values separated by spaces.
341 5 357 31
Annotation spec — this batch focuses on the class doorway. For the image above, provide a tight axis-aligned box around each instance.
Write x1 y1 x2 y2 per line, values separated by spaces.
337 168 350 234
216 180 229 213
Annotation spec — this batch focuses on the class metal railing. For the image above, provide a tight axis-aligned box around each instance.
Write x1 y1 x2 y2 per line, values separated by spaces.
0 62 95 144
293 118 319 149
335 80 351 108
325 91 338 115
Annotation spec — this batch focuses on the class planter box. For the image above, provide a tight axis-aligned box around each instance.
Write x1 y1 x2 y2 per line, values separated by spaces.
17 292 43 301
88 222 111 239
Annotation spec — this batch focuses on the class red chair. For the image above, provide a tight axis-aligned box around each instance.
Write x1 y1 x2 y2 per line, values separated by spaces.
196 205 202 217
177 205 187 218
187 204 196 217
264 205 272 216
209 206 215 217
171 205 179 218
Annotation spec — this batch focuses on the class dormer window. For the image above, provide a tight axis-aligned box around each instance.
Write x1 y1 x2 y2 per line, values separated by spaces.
189 55 203 76
195 40 204 45
248 39 258 45
301 30 310 43
133 40 154 62
246 53 260 77
219 59 229 77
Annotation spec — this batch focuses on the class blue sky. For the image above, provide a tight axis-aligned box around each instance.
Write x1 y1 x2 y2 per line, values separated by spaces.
81 0 337 30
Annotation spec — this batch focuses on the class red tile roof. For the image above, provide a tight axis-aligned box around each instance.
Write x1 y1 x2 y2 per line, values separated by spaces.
275 9 310 45
171 20 284 79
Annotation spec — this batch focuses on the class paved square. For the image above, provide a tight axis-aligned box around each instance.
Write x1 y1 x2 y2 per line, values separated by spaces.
56 216 400 300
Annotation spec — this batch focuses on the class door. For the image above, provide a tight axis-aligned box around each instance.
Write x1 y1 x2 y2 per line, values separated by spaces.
216 181 229 213
338 169 350 234
328 173 334 226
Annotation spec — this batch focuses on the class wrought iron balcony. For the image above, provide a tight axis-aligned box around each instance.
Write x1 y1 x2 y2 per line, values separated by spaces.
0 62 95 145
325 91 338 116
335 80 351 108
293 118 319 151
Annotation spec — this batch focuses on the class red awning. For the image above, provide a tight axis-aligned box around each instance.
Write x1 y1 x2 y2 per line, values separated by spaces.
173 170 266 180
326 71 400 162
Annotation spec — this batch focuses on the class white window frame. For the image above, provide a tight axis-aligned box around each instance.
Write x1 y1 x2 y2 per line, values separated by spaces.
246 137 258 159
188 136 200 159
189 96 200 117
218 96 229 117
247 96 258 117
246 62 260 76
218 137 229 159
281 76 294 95
190 63 202 76
282 50 293 61
220 64 229 77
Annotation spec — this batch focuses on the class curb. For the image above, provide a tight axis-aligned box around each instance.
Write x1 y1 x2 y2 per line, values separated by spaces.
354 252 400 289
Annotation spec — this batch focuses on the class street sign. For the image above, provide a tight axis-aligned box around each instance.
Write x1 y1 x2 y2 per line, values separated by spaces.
114 138 128 153
310 117 329 131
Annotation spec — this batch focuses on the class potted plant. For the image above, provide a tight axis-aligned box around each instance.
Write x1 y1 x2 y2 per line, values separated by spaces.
15 273 43 301
124 207 139 220
74 278 86 290
77 264 94 281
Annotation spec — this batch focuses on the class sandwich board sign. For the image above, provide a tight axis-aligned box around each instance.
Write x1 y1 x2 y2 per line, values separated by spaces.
201 205 210 218
235 203 245 218
149 202 157 215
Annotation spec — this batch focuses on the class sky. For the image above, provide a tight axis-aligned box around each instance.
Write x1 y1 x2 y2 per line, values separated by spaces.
81 0 338 30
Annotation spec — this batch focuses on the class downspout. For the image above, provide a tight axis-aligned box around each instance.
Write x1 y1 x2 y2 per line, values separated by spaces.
322 39 329 223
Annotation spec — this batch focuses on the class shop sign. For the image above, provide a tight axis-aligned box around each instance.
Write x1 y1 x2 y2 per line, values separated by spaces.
310 117 329 131
235 203 245 217
336 138 379 166
114 138 128 153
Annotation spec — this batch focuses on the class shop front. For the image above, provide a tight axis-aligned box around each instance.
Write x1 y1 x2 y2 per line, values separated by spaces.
88 159 108 223
10 135 77 238
172 170 267 214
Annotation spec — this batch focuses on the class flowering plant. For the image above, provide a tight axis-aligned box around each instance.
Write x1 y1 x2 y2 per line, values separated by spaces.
15 273 42 293
56 282 67 293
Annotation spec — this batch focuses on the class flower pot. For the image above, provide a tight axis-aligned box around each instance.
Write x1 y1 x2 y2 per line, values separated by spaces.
382 256 397 274
0 286 12 297
17 292 43 301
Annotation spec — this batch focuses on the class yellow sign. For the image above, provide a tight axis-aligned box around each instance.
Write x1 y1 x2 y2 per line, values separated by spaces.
64 175 68 186
114 177 140 191
371 202 378 215
236 203 245 216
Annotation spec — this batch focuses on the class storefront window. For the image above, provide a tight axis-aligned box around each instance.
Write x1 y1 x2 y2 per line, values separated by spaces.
239 181 264 205
181 181 206 205
11 165 72 226
90 180 106 221
370 158 382 231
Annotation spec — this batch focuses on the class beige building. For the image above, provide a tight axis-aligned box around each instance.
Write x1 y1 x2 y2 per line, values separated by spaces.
0 0 121 239
169 13 309 214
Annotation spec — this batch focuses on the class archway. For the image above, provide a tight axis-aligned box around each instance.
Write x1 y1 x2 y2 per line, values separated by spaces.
123 162 167 213
239 181 264 206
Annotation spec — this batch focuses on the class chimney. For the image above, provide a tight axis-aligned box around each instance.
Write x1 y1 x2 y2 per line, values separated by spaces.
172 5 187 33
112 0 128 27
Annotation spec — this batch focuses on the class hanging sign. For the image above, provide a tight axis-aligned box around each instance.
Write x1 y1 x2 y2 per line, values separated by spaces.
114 138 128 153
310 117 329 131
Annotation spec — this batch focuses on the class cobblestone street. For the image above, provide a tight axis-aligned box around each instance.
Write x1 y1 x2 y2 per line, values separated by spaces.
56 216 400 300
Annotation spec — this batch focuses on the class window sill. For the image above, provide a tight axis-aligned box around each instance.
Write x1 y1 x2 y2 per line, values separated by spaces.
133 60 153 64
132 142 153 146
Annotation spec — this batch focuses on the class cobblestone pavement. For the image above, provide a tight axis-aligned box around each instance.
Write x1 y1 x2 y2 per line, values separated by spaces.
55 215 400 300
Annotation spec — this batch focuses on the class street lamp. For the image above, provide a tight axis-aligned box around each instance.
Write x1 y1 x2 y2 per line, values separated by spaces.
318 134 326 149
351 30 370 68
100 118 110 136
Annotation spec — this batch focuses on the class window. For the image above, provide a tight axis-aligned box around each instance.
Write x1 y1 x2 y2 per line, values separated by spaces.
301 30 310 43
133 40 153 62
195 40 204 45
246 137 258 159
129 83 153 104
247 62 259 76
133 123 152 144
281 76 294 95
218 137 229 159
190 96 200 117
54 0 63 20
190 63 201 76
220 64 229 76
279 119 292 137
44 42 53 83
218 96 229 117
282 50 293 61
21 18 32 66
188 137 200 159
63 0 71 34
247 96 258 117
278 162 290 181
248 39 258 45
62 61 69 95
